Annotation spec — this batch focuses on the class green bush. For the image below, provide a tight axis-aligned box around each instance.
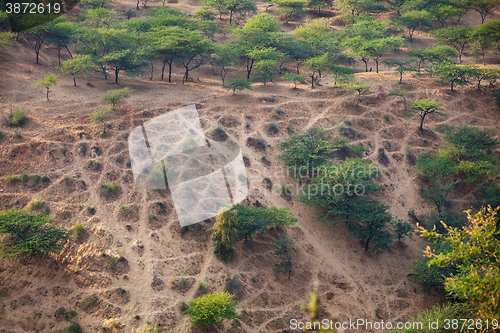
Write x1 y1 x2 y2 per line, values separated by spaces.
393 220 413 243
231 204 297 241
62 322 83 333
28 198 44 211
277 127 350 177
73 222 85 235
100 182 120 196
410 241 458 294
182 291 238 326
5 173 17 184
32 174 41 184
4 107 28 127
0 209 71 257
209 209 238 262
273 236 294 278
101 87 131 110
42 175 51 182
384 303 465 332
20 171 29 183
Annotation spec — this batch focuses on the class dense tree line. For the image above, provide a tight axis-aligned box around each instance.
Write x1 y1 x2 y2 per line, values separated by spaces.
1 0 499 91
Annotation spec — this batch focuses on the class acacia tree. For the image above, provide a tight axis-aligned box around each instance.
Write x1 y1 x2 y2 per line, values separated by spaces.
57 55 94 86
387 89 410 111
284 72 307 88
177 30 214 83
398 10 434 42
225 77 252 94
89 106 112 133
412 98 442 131
337 81 371 106
274 0 307 23
47 20 77 65
431 25 473 64
432 61 469 91
302 53 329 88
469 0 498 23
101 87 131 110
385 58 417 83
35 74 58 101
24 21 52 64
308 0 333 13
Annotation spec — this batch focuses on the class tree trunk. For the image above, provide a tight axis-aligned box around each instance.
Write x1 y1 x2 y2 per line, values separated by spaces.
376 60 379 73
296 61 300 74
246 59 254 79
364 236 371 251
363 59 368 72
229 11 233 24
420 114 425 131
149 59 154 81
65 45 73 58
57 48 61 66
451 81 454 92
168 61 172 82
46 88 50 101
73 75 77 86
161 60 166 80
311 73 314 88
399 71 403 84
136 0 139 9
115 69 119 84
36 50 40 64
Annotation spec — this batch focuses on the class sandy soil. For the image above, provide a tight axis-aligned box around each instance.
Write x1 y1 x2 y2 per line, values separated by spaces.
0 3 500 332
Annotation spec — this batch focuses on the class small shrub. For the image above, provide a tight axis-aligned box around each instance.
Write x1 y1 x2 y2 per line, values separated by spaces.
28 198 44 211
20 171 29 183
42 175 51 182
32 174 41 184
62 322 82 333
4 106 28 127
100 182 120 196
87 206 95 215
5 173 17 184
13 128 22 139
273 236 294 278
198 282 206 291
87 293 98 305
286 125 294 134
383 115 390 122
378 147 385 155
0 209 71 257
110 257 117 270
212 126 227 141
344 119 352 125
263 177 272 190
182 291 238 326
266 122 278 135
281 184 291 199
393 220 413 243
73 222 85 235
100 250 107 257
247 137 266 150
63 175 71 185
101 87 131 110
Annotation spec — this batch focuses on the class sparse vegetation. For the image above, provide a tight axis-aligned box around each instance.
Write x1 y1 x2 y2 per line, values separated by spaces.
0 210 71 257
182 291 239 327
100 182 120 196
2 106 28 127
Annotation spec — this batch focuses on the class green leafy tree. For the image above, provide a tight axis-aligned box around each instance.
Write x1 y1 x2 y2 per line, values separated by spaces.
473 20 500 56
431 25 473 63
101 87 131 110
177 30 214 83
302 53 329 88
421 206 500 319
35 74 58 101
24 19 52 64
0 210 71 257
308 0 334 13
274 0 307 23
398 10 434 42
47 20 77 65
204 0 256 23
89 106 112 133
408 46 457 71
284 72 307 88
225 77 252 94
100 48 148 84
232 204 297 241
469 0 498 23
273 236 294 278
385 58 417 83
465 65 500 90
393 220 413 243
182 291 238 326
336 0 386 21
277 127 347 175
210 44 234 86
209 209 239 262
411 98 441 131
328 64 355 85
57 55 94 86
337 81 371 106
432 61 470 91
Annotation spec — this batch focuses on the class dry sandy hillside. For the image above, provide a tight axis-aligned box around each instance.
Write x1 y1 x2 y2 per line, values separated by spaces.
1 2 500 332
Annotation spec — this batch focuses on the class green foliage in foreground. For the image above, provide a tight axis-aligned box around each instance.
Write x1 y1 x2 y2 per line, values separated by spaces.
421 207 500 319
209 209 239 262
182 291 238 326
384 303 465 333
0 210 71 257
